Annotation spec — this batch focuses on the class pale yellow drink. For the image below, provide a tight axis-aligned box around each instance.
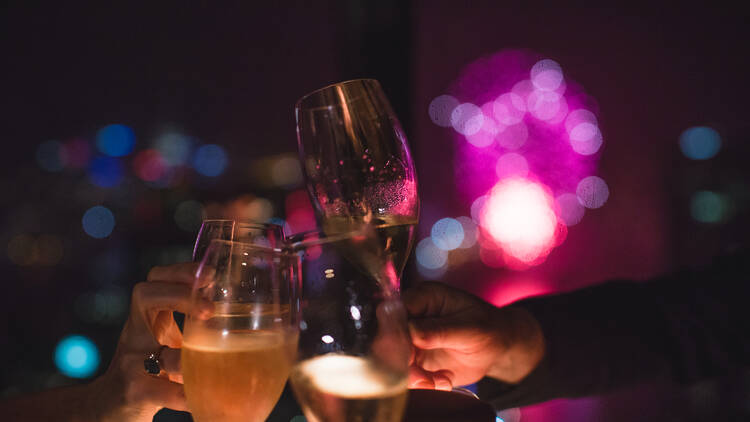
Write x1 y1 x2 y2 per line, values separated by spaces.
182 329 297 422
291 354 408 422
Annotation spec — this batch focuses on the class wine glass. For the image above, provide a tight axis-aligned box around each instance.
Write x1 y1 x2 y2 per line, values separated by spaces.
295 79 419 285
192 219 285 262
287 228 411 422
181 240 300 422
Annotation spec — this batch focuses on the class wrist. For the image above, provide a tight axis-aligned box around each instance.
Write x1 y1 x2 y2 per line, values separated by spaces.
487 306 545 384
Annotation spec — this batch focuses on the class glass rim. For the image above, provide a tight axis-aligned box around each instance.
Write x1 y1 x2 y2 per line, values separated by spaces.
200 218 284 228
295 78 381 111
203 238 289 256
286 227 375 251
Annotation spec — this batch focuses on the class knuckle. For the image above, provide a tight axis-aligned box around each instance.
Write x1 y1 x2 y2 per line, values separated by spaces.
132 282 148 302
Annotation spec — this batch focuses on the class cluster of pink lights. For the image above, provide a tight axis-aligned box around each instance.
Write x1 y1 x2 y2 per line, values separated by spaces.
430 51 608 268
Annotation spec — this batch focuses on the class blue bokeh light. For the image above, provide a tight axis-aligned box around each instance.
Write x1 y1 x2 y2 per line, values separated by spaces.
36 140 65 172
415 237 448 270
192 144 228 177
679 126 721 160
82 206 116 239
54 335 100 378
96 124 135 157
431 218 465 251
87 156 123 187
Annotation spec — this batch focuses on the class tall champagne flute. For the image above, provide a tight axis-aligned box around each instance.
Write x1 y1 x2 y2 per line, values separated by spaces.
288 228 411 422
182 240 300 422
295 79 419 285
192 219 285 262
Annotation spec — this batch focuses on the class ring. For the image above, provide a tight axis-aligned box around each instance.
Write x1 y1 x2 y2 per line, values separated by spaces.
143 345 167 375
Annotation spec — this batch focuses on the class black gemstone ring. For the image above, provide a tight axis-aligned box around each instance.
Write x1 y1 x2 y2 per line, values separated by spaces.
143 345 166 375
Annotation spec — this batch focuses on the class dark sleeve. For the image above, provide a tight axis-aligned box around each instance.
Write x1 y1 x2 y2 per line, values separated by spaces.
478 249 750 410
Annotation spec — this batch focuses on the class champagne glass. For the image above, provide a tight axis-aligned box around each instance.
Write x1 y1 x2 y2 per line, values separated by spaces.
295 79 419 285
192 219 285 262
287 228 411 422
182 240 300 422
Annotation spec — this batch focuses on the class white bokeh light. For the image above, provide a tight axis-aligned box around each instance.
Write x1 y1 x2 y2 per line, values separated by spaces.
555 193 585 226
451 103 484 136
495 153 529 179
531 59 564 91
569 122 603 155
493 93 526 125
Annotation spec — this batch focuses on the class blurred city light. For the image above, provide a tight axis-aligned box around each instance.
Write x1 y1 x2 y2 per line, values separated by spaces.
415 237 448 269
531 59 564 91
36 140 65 172
54 335 100 378
527 90 565 121
95 124 135 157
690 191 727 223
34 234 64 266
493 93 526 125
285 190 316 234
495 122 528 150
174 200 205 232
470 195 488 223
496 153 529 180
479 178 559 263
451 103 484 136
456 216 478 248
569 121 603 155
428 94 460 127
246 197 274 222
679 126 721 160
192 144 228 177
555 193 585 226
431 218 465 251
465 102 501 148
7 234 36 266
576 176 610 209
132 149 166 182
272 155 303 188
75 289 128 324
62 138 92 168
154 131 192 166
87 156 124 188
82 206 116 239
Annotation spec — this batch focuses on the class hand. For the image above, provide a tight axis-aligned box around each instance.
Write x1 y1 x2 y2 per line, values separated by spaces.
87 263 213 422
404 282 545 391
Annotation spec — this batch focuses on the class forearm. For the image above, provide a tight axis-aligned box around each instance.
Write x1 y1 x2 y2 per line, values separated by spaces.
0 382 99 422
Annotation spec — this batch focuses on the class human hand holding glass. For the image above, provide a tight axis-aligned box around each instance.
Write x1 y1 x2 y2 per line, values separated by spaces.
181 240 299 422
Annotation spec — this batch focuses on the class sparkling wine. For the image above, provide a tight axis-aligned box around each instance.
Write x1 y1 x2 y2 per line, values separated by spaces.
182 328 297 422
291 354 408 422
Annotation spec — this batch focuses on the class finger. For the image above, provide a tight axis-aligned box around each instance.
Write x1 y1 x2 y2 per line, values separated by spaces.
139 375 188 412
132 282 213 318
147 262 208 285
408 365 454 391
409 317 479 350
159 347 181 378
402 282 453 317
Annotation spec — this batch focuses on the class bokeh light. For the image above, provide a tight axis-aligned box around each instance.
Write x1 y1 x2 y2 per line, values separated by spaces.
154 131 192 166
679 126 721 160
527 90 565 121
272 156 303 188
456 216 478 248
496 153 529 179
96 124 135 157
576 176 609 209
495 122 528 150
285 190 317 234
451 103 484 136
690 191 728 223
470 195 488 223
493 93 526 125
133 149 166 182
82 206 116 239
428 95 460 127
87 156 124 188
36 140 65 172
54 335 100 378
415 237 448 269
7 234 36 266
465 102 501 148
246 197 274 222
174 200 205 232
61 138 92 168
569 121 603 155
35 234 64 266
531 59 564 91
192 144 228 177
75 289 128 324
479 178 559 263
430 218 465 251
555 193 585 226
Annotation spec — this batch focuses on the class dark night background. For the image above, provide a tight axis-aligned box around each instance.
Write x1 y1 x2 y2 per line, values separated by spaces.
1 1 749 421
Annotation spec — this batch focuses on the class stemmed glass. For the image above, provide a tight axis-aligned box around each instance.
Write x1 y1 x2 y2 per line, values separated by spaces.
192 219 285 262
287 228 411 422
295 79 419 286
181 240 300 422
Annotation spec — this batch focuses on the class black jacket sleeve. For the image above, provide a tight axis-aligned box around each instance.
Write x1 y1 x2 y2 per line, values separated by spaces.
478 249 750 410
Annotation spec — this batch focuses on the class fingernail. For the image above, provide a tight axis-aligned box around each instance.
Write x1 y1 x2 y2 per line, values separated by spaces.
434 377 453 391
